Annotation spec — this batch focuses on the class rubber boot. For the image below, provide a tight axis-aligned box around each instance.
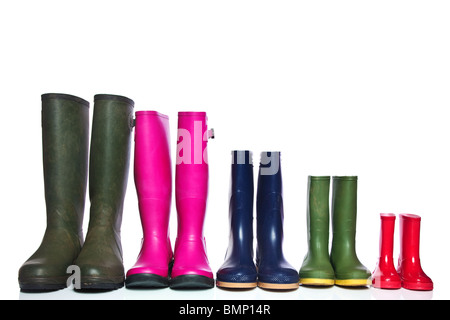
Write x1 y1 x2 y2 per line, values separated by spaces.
372 213 401 289
18 94 90 292
397 213 433 291
299 176 335 286
330 176 371 287
125 111 173 288
256 152 299 290
216 150 257 289
170 111 215 289
74 94 134 290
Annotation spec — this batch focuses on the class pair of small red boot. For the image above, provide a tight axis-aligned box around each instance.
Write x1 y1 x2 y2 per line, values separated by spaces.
372 213 433 291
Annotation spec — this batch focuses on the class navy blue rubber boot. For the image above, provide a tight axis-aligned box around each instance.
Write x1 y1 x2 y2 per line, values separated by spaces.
255 151 299 290
216 151 257 289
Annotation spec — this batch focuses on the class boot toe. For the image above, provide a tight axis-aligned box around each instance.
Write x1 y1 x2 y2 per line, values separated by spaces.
299 259 335 281
216 265 257 283
335 265 372 286
258 266 299 286
76 264 124 290
19 262 69 291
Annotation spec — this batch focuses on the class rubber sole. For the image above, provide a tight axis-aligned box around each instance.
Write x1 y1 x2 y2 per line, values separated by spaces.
76 276 124 291
258 281 299 290
19 277 67 292
299 278 335 286
372 279 401 289
125 273 169 289
170 275 215 289
335 278 372 287
216 280 257 289
402 281 433 291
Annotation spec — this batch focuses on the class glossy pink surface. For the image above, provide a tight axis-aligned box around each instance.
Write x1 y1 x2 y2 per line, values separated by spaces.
172 111 213 279
126 111 173 278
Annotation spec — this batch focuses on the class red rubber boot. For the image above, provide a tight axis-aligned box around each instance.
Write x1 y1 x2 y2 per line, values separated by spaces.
397 214 433 291
372 213 401 289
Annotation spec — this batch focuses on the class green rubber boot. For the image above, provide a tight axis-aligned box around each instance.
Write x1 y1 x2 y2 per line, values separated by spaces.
330 176 371 286
18 94 90 292
299 176 335 286
74 94 134 290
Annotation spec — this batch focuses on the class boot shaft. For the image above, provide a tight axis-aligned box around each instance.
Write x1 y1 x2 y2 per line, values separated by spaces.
399 213 421 260
41 93 90 231
306 176 330 257
379 213 396 261
331 176 358 252
134 111 172 201
175 111 210 238
88 94 134 230
227 150 254 260
134 111 172 238
256 151 284 262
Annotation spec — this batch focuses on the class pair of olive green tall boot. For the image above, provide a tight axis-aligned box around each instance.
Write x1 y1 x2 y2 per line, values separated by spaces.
18 93 134 291
299 176 371 287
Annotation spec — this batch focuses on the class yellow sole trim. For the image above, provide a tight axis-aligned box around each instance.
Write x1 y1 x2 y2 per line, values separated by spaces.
335 278 372 287
258 282 299 290
299 278 335 286
216 281 257 289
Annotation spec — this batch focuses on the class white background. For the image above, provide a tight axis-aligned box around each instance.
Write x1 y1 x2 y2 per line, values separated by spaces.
1 1 449 300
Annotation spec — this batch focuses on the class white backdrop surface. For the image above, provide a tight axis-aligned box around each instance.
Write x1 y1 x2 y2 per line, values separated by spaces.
1 1 449 300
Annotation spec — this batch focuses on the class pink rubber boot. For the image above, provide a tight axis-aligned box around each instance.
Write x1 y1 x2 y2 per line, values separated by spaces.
125 111 173 288
397 213 433 291
372 213 401 289
170 111 215 289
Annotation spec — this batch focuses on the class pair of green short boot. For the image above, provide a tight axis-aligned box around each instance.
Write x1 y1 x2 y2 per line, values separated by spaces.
18 93 134 291
299 176 371 287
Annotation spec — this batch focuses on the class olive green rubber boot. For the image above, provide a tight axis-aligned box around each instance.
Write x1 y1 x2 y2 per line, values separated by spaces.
74 94 134 290
299 176 335 286
330 176 371 287
18 94 90 292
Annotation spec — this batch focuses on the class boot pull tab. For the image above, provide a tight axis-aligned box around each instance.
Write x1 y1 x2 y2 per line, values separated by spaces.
128 112 135 132
207 128 214 139
132 117 136 141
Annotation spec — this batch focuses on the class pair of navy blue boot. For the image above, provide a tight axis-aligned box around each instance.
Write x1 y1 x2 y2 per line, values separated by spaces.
216 151 299 290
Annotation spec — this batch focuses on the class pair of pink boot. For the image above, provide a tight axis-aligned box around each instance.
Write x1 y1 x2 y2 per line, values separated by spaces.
372 213 433 291
125 111 215 289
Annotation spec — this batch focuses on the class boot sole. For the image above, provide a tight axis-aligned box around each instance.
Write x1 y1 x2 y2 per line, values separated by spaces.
170 275 215 289
299 278 335 286
19 277 67 292
335 278 372 287
402 281 433 291
258 282 299 290
372 279 401 289
76 276 124 291
216 281 257 289
125 273 169 288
